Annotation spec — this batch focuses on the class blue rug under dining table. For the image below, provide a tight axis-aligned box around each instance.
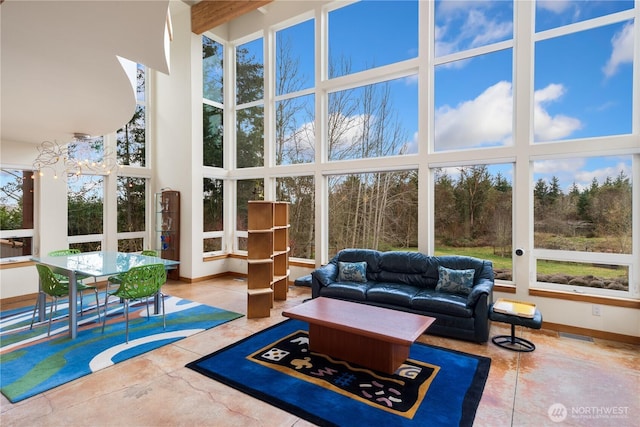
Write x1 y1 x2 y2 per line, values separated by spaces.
1 295 243 403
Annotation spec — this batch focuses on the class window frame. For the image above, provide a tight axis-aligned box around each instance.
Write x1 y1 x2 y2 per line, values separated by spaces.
217 0 639 300
0 167 35 263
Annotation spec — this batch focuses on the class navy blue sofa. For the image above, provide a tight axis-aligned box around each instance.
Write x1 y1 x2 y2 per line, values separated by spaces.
311 249 494 343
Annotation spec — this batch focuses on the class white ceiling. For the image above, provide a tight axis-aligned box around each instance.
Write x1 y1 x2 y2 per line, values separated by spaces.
1 0 171 145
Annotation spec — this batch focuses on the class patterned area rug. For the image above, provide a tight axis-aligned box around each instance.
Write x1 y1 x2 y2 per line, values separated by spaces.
0 295 243 403
187 319 490 427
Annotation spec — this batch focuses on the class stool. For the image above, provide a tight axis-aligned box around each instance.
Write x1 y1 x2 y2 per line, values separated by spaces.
294 274 312 287
489 304 543 352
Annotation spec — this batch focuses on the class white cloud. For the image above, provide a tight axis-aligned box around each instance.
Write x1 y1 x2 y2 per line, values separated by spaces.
533 83 564 103
575 161 633 188
405 131 419 155
594 101 616 112
434 81 582 149
536 0 573 14
284 111 419 160
435 36 456 58
534 158 585 175
465 9 513 48
533 84 582 141
327 113 418 158
434 4 512 57
603 21 634 78
328 113 367 155
288 81 584 154
436 0 483 15
435 81 513 149
535 158 632 192
534 158 586 192
278 119 315 163
403 74 419 86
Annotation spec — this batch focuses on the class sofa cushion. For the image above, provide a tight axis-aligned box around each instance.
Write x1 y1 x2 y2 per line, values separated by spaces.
437 256 487 285
318 282 369 301
366 283 419 308
435 266 475 296
412 289 473 317
338 261 367 282
336 249 381 273
378 251 428 274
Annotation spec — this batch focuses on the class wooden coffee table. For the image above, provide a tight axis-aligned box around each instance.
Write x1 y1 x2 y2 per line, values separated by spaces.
282 297 435 374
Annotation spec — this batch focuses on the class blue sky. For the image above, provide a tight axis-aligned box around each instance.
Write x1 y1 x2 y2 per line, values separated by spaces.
271 0 634 192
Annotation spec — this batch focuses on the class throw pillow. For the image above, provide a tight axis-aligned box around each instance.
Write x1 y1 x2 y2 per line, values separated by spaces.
436 266 475 296
338 261 368 283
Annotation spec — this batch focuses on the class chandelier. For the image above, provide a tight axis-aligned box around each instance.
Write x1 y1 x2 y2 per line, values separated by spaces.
32 133 121 179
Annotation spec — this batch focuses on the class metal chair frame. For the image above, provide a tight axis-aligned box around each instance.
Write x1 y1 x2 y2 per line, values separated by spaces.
48 249 98 316
30 264 101 335
106 250 159 292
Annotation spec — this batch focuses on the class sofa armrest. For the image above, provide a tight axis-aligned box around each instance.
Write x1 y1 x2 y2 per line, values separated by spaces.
467 278 493 308
311 263 338 298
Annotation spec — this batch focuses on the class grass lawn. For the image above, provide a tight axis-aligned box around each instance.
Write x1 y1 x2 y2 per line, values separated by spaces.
432 246 625 279
434 246 512 270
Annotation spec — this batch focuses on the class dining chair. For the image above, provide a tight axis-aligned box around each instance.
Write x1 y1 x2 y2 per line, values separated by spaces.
30 264 101 336
48 249 98 315
105 250 159 291
101 263 167 343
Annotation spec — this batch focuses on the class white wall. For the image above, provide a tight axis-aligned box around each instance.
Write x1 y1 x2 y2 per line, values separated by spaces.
154 0 195 279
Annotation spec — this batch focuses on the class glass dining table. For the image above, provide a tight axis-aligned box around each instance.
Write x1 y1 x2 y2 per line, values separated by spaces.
31 251 179 339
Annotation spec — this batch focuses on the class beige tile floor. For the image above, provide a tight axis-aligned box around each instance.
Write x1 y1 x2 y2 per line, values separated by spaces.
1 276 638 426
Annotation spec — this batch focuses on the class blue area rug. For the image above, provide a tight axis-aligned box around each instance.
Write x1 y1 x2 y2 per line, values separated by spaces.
187 319 490 427
0 295 243 403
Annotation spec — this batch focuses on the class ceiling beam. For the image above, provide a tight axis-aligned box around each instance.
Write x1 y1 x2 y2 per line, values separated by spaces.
191 0 273 34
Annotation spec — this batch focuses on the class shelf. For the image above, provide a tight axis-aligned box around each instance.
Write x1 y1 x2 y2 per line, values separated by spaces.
247 200 289 318
248 201 274 230
273 253 288 277
274 202 289 227
247 290 273 318
272 275 288 301
248 231 273 260
273 227 288 252
248 288 274 296
247 258 273 264
273 273 289 282
248 262 273 290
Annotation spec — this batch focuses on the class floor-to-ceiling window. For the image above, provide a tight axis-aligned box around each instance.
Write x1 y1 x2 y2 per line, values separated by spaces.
236 37 264 169
431 0 515 278
116 64 150 252
68 171 104 252
328 170 418 257
66 63 151 253
203 35 226 256
203 177 224 253
529 1 636 297
206 0 637 300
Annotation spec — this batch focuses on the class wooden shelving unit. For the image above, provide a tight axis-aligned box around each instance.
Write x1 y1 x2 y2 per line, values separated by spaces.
247 200 290 318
